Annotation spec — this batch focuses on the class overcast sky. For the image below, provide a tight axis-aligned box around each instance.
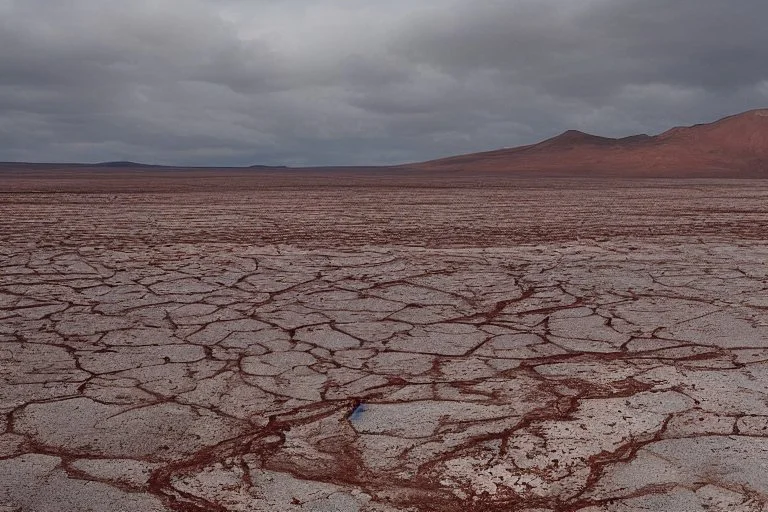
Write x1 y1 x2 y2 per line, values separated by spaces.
1 0 767 166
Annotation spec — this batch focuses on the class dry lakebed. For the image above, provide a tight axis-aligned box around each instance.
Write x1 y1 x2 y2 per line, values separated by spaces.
2 170 768 511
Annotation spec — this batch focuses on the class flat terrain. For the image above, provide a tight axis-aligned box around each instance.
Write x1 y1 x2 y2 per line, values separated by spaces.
2 170 768 511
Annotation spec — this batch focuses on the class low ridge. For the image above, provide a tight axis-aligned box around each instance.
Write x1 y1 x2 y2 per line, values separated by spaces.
408 109 768 177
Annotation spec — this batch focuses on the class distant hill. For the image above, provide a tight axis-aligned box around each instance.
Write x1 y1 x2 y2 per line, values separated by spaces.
4 109 768 177
250 164 288 169
94 161 162 168
406 109 768 176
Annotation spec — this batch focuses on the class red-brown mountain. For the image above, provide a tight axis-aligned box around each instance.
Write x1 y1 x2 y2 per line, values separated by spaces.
407 109 768 176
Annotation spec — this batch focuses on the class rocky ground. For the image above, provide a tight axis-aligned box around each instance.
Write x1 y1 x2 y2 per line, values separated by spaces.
2 172 768 511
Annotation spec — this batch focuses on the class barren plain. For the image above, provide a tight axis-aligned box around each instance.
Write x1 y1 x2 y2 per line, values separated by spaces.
2 170 768 512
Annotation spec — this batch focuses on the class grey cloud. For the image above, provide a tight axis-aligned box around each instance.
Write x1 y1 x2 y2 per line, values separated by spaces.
395 0 768 97
0 0 767 166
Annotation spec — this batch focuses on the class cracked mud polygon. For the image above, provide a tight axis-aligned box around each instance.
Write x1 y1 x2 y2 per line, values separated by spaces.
2 171 768 512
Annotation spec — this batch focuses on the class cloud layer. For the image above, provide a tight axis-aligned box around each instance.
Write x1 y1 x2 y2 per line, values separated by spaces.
1 0 767 166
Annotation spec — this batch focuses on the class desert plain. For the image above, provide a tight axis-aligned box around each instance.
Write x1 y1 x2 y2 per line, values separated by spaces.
2 170 768 511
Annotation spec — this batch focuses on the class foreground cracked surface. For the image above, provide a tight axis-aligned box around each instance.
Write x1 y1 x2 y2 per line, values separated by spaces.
3 237 768 511
3 175 768 511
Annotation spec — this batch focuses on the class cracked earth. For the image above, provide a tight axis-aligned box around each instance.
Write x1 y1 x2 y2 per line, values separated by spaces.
2 173 768 511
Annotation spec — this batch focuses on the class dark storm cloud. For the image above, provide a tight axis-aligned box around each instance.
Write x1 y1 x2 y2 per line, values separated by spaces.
1 0 767 166
396 0 768 93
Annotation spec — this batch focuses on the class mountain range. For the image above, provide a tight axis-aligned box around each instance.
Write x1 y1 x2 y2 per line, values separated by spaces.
406 109 768 176
3 109 768 177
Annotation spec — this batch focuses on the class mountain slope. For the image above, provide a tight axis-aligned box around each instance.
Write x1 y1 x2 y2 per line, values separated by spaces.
408 109 768 176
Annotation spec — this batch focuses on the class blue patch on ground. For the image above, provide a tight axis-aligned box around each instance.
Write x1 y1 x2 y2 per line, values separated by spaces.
349 403 367 422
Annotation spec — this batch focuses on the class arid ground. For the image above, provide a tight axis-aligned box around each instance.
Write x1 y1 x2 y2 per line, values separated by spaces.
2 170 768 511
